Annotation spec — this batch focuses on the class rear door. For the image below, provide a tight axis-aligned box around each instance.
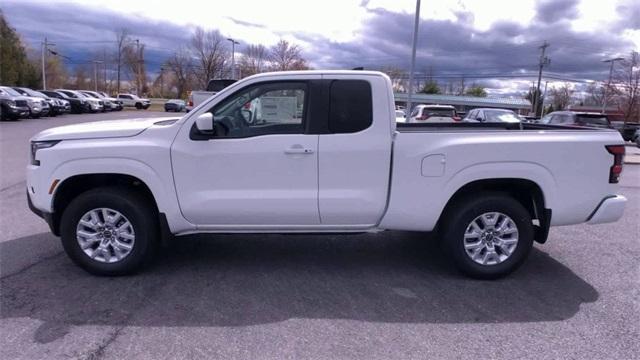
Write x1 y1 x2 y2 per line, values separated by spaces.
317 76 392 225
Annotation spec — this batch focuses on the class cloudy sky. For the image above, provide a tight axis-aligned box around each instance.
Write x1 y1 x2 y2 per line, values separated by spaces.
2 0 639 95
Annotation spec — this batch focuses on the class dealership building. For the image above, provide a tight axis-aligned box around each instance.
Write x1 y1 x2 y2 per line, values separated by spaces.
394 93 532 114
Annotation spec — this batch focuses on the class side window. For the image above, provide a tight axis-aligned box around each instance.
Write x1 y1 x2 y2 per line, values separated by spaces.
540 114 552 124
328 80 372 133
209 82 306 138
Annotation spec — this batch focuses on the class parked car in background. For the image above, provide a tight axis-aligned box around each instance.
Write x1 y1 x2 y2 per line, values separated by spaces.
0 91 30 121
97 91 123 111
464 108 521 123
80 90 113 112
40 90 83 114
55 89 102 113
611 121 640 142
164 99 186 112
395 110 406 122
117 94 150 109
409 104 460 123
13 87 62 116
633 128 640 148
0 86 46 118
539 111 614 129
187 78 237 111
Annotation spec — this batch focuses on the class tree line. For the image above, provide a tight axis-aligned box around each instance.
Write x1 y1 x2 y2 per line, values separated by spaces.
0 11 309 98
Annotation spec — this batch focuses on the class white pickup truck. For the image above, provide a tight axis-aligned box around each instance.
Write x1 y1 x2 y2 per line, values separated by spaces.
27 70 627 278
186 79 236 112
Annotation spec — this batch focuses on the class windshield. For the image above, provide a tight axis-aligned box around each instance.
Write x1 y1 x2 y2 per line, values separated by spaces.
484 110 520 123
24 89 47 98
576 115 610 126
1 87 23 96
83 92 99 98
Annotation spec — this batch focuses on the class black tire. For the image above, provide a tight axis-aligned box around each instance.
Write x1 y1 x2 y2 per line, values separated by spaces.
60 187 158 276
440 193 534 279
135 103 142 109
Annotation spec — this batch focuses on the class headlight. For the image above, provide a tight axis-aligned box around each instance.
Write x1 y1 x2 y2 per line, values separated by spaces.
30 141 60 166
7 100 16 107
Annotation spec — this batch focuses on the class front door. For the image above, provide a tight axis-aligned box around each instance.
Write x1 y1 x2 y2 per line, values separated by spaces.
171 80 320 226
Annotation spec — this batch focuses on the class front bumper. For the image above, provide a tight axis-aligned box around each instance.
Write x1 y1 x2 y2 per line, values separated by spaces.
27 190 57 235
587 195 627 224
5 105 30 118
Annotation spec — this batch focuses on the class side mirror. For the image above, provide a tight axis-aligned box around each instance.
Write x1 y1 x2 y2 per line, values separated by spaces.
195 113 214 132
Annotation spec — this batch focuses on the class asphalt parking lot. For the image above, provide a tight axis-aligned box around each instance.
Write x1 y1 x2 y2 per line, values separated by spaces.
1 113 639 359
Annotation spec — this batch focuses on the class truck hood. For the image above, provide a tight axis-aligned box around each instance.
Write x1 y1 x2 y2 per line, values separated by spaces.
32 116 180 141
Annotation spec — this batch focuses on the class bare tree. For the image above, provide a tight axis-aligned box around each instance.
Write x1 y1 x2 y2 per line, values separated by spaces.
268 40 309 71
166 47 193 98
123 41 147 95
190 27 228 89
239 44 267 77
43 55 68 89
549 83 574 110
114 29 129 94
380 66 406 92
72 65 90 90
613 51 640 122
584 82 608 107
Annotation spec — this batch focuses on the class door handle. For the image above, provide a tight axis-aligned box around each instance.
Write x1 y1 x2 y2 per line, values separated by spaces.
284 146 314 155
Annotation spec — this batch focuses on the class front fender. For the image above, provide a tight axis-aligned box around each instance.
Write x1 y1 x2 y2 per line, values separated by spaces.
45 157 193 234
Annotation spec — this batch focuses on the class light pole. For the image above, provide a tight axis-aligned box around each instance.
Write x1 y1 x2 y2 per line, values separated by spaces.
227 38 240 79
135 39 141 94
92 61 103 92
406 0 421 117
601 57 624 114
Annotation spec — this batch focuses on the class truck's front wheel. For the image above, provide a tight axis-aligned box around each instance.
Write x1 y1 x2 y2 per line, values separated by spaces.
441 194 534 279
60 188 157 276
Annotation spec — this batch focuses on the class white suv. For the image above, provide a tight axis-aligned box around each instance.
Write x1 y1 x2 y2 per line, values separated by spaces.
117 94 151 110
409 104 460 123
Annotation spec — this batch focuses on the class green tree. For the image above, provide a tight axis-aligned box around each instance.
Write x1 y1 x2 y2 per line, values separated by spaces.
465 85 487 97
0 11 39 86
524 87 544 116
420 80 440 94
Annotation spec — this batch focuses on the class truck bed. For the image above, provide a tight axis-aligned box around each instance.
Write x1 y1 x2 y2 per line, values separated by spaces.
397 122 611 132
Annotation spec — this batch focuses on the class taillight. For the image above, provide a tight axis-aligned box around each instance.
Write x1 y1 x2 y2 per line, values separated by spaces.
605 145 625 183
452 116 461 121
415 115 429 121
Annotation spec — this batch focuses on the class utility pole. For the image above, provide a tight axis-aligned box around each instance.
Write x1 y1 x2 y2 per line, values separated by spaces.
135 39 141 95
41 38 55 90
601 57 624 114
41 38 47 90
159 67 164 98
92 61 103 92
406 0 421 116
541 81 548 115
532 41 550 117
227 38 240 80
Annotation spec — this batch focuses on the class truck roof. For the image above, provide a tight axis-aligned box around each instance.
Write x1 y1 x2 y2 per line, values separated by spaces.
244 70 388 79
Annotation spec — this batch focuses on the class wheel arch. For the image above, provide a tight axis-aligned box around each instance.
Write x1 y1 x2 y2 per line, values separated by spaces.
437 178 551 244
50 173 159 236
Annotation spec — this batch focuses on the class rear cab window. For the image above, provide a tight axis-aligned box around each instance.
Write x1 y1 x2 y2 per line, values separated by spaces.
328 80 373 133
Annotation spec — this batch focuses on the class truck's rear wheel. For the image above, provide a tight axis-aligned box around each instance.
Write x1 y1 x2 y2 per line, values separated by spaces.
60 187 157 276
441 194 534 279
